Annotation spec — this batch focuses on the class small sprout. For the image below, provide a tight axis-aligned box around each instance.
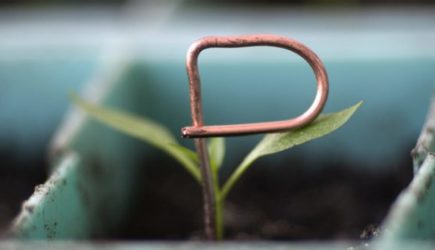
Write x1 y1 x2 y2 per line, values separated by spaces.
208 137 225 171
71 92 361 240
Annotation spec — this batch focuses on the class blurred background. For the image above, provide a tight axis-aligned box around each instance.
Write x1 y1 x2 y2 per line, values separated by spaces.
1 0 435 239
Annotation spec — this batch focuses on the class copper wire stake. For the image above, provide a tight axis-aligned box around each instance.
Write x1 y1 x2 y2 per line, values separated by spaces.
183 34 329 240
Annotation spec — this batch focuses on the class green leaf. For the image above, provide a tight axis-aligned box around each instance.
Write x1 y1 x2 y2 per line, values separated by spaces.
70 93 201 182
208 137 225 171
167 143 199 165
221 101 363 199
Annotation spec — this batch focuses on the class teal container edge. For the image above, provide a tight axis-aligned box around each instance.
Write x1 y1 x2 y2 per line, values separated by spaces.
9 55 140 239
374 97 435 246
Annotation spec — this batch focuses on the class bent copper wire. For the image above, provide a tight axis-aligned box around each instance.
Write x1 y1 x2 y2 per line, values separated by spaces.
182 34 329 138
182 35 329 241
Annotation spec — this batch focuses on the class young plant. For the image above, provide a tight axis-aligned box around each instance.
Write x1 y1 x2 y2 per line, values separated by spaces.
71 93 361 240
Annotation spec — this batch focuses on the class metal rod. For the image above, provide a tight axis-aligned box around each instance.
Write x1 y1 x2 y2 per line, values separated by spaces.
184 38 217 239
194 138 216 240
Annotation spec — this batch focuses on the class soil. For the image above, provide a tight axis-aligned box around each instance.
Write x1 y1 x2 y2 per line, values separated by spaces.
0 143 413 241
115 148 413 241
0 146 47 236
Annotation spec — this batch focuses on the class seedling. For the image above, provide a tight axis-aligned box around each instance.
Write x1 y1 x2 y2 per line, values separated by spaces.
71 35 361 241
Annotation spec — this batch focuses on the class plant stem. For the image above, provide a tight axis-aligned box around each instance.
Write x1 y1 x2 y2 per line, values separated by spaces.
215 193 224 240
211 161 224 240
195 138 216 240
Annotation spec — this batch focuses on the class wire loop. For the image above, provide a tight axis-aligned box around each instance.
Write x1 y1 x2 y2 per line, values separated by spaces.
182 34 329 138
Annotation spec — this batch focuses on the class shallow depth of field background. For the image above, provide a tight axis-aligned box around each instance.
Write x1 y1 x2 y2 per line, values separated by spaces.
1 0 435 239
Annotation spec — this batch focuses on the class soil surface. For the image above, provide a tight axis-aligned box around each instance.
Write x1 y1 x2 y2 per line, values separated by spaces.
0 146 47 236
0 144 413 241
115 150 413 241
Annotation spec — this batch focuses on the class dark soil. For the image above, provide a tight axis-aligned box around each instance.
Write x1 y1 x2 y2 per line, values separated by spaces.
0 146 47 235
0 144 413 241
115 150 413 241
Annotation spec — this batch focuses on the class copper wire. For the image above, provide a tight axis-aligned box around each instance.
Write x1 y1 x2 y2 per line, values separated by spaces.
182 34 329 138
182 35 329 240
